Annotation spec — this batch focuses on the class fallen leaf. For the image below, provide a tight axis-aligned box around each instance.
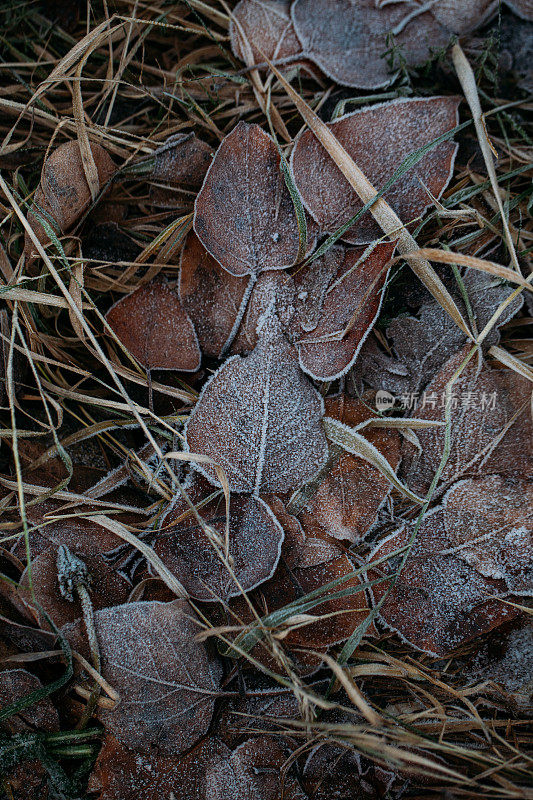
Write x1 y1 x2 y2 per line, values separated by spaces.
368 510 520 656
231 0 304 66
467 624 533 712
217 682 301 747
290 242 395 380
149 133 214 208
505 0 533 20
179 233 295 358
290 96 459 244
401 348 533 494
19 547 131 627
430 0 498 32
153 475 284 602
302 740 368 800
62 600 222 754
106 278 201 371
291 0 452 89
298 396 401 544
194 122 302 276
88 733 230 800
25 140 115 260
267 495 341 569
185 313 329 494
206 735 306 800
0 669 59 734
443 475 533 596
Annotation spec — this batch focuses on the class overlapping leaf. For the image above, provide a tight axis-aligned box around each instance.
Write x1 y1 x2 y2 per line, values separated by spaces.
194 122 302 276
290 97 459 244
231 0 304 65
106 278 201 371
185 314 328 494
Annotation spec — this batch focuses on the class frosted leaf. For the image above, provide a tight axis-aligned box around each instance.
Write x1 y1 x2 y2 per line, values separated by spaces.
505 0 533 20
290 96 459 245
290 242 395 380
468 625 533 713
194 122 301 276
430 0 498 32
185 316 329 494
62 600 222 755
151 133 213 187
267 495 341 569
18 547 130 628
179 233 295 358
291 0 451 89
153 476 284 602
401 348 533 494
368 509 519 656
206 736 306 800
443 476 533 596
302 740 367 800
230 0 304 65
0 669 59 734
106 278 201 371
217 683 300 747
88 734 230 800
298 396 401 544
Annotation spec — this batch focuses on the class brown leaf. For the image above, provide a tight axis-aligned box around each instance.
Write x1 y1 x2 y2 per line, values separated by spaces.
19 547 131 627
153 475 284 602
290 97 459 245
106 278 201 371
206 735 306 800
506 0 533 20
231 0 304 65
401 348 533 494
291 0 451 89
0 669 59 734
290 242 395 380
443 475 533 596
267 495 341 570
62 600 222 754
88 733 230 800
194 122 302 276
24 140 115 260
185 314 328 494
431 0 498 33
298 396 401 544
179 233 295 358
368 510 520 656
151 133 214 187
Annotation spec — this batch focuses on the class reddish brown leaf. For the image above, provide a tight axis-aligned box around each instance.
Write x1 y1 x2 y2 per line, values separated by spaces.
24 140 115 260
368 510 520 656
267 495 340 570
290 242 395 380
290 96 459 244
19 547 131 627
179 233 295 358
291 0 451 89
443 475 533 596
151 133 214 187
153 475 284 602
194 122 302 276
298 396 401 544
0 669 59 734
231 0 304 65
402 348 533 494
63 600 222 754
185 314 329 494
431 0 498 32
206 735 306 800
88 734 230 800
106 278 201 371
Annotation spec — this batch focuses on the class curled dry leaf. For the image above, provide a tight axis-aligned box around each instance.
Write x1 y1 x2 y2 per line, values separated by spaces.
194 122 301 276
106 278 201 371
88 733 231 800
298 396 401 544
291 0 451 89
402 348 533 494
443 475 533 596
290 242 395 380
206 735 306 800
25 140 115 260
231 0 304 65
153 475 284 602
179 233 295 358
368 510 519 656
62 600 222 755
19 547 131 627
0 669 59 734
185 314 329 494
357 269 524 398
290 97 459 245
